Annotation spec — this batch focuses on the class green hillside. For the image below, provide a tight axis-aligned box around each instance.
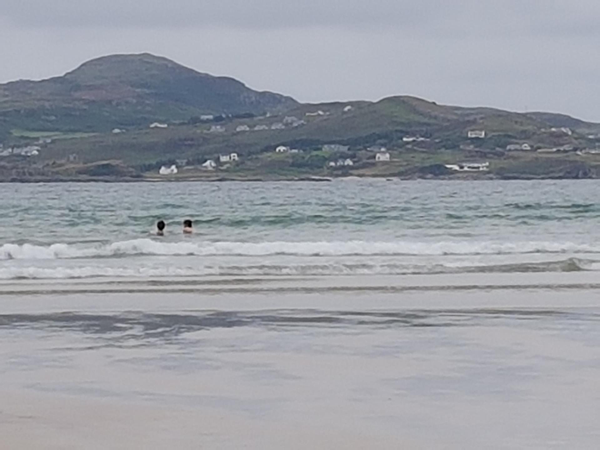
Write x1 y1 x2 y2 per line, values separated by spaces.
1 54 600 181
0 54 297 133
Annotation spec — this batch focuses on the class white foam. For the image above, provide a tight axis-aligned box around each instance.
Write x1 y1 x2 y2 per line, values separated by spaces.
1 239 600 261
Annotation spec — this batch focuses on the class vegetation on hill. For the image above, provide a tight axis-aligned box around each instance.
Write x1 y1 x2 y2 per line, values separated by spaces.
1 53 600 181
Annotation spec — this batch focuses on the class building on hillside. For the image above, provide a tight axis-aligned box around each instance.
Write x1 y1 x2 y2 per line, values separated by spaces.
343 105 353 112
468 130 486 139
445 162 489 172
506 144 532 151
202 159 217 170
150 122 168 129
112 128 125 134
306 110 327 117
329 159 355 168
403 136 429 143
236 125 251 132
283 116 301 125
200 115 215 121
254 125 269 131
367 145 387 153
219 153 239 163
550 127 573 136
376 152 391 162
275 146 290 153
208 125 225 133
159 165 178 175
271 123 285 130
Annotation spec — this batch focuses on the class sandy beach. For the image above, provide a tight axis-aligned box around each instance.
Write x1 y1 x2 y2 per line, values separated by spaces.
1 278 600 449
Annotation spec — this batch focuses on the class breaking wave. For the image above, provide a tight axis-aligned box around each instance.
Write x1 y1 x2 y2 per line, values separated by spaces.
0 258 598 280
2 239 600 260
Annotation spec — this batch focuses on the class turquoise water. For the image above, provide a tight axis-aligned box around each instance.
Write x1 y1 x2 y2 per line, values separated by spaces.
1 180 600 280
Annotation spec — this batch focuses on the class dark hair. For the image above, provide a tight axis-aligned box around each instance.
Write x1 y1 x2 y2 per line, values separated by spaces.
183 219 193 228
157 220 165 231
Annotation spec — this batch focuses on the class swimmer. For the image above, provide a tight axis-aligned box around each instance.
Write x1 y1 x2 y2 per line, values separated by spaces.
183 219 193 234
156 220 166 236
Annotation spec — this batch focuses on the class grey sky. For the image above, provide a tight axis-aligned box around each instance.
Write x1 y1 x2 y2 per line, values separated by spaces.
1 0 599 120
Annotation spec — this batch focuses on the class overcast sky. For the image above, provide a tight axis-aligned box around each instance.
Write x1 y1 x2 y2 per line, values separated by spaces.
1 0 599 120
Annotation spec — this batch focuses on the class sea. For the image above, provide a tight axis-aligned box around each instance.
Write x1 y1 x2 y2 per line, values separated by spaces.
1 180 599 449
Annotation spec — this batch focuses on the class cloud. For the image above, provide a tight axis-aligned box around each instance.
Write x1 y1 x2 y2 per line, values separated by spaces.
1 0 600 120
2 0 598 36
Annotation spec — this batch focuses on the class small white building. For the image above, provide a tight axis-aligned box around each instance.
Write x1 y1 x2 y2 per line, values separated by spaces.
254 125 269 131
468 130 486 139
236 125 250 132
376 152 391 162
550 127 573 136
271 123 285 130
159 165 178 175
445 162 489 172
150 122 169 129
219 153 239 163
112 128 125 134
329 159 354 168
343 105 353 112
200 115 215 121
202 160 217 170
403 136 429 143
208 125 225 133
275 146 290 153
507 143 532 151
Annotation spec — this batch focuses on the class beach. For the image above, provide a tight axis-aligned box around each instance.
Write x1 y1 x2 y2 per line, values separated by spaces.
1 180 600 448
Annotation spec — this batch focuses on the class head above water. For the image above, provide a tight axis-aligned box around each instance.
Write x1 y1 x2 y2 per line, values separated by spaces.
157 220 166 231
183 219 192 228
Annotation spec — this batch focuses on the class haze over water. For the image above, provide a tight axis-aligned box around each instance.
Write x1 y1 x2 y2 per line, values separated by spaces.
1 180 600 449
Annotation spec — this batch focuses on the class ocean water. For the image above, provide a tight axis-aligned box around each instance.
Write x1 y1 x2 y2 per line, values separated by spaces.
2 180 600 449
2 180 600 281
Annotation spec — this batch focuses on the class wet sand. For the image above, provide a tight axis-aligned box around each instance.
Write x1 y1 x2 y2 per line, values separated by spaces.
1 278 600 449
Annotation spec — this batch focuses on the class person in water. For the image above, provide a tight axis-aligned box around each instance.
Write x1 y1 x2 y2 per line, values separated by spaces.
156 220 166 236
183 219 193 234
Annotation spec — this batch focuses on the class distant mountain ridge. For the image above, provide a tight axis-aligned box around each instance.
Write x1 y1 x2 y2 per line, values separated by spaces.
0 52 599 141
0 53 298 132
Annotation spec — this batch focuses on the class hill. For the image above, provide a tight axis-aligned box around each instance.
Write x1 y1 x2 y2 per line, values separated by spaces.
2 54 600 181
0 53 297 133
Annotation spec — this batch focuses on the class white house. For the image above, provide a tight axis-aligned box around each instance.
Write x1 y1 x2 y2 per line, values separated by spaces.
550 127 573 136
445 162 489 172
9 146 41 157
468 130 486 139
403 136 429 143
150 122 169 129
208 125 225 133
202 159 217 170
506 143 532 151
376 152 391 162
343 105 353 112
200 115 215 121
236 125 250 132
254 125 269 131
275 146 290 153
219 153 239 163
112 128 125 134
271 123 285 130
343 159 354 166
159 165 178 175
